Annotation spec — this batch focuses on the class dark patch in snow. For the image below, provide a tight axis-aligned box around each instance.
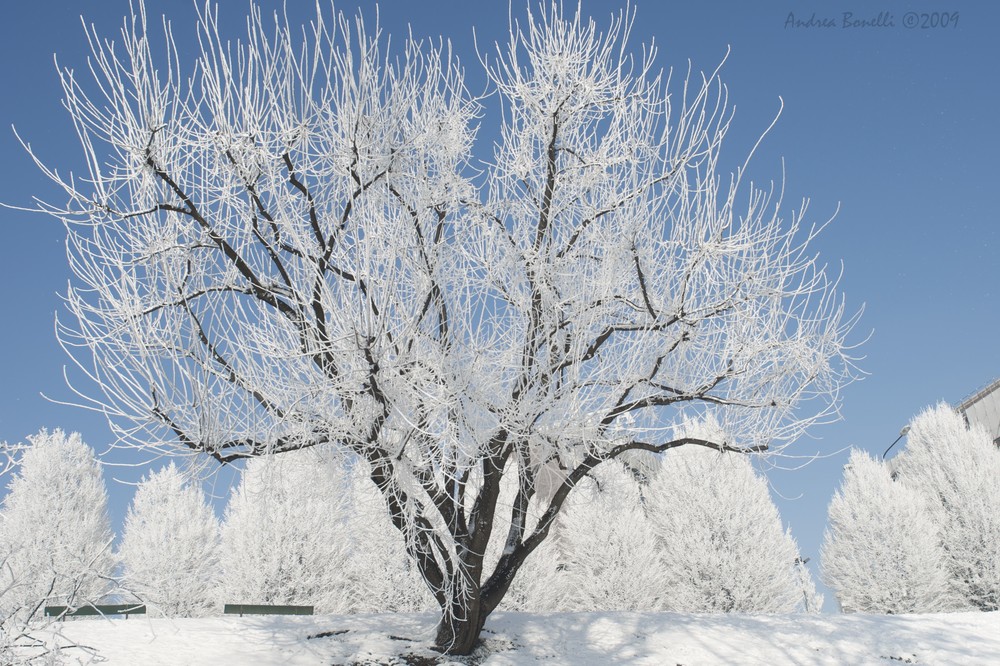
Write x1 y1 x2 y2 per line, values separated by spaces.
396 654 439 666
344 635 521 665
345 654 437 666
307 629 349 640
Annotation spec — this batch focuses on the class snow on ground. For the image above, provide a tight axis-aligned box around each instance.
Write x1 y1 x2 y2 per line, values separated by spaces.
29 610 1000 665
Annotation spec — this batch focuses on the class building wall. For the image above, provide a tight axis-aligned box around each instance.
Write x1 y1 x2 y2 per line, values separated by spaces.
957 377 1000 446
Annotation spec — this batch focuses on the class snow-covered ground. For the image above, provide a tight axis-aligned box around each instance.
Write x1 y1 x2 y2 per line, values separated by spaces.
30 610 1000 665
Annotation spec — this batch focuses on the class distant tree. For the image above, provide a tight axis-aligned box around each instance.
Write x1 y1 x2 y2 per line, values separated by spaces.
646 421 805 613
0 439 39 659
220 450 436 614
546 460 666 611
34 0 860 652
0 430 114 623
118 462 221 616
822 448 955 613
218 449 354 613
893 403 1000 611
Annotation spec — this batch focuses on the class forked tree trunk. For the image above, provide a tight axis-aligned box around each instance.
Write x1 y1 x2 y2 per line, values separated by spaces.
433 593 487 655
429 541 528 654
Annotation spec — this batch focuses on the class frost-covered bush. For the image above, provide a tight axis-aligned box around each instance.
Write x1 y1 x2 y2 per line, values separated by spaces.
893 403 1000 611
647 443 805 613
218 449 354 613
118 462 221 616
0 429 114 624
219 450 433 613
548 460 667 611
822 448 955 613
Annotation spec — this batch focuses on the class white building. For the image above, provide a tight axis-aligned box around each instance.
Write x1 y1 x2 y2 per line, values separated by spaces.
956 376 1000 446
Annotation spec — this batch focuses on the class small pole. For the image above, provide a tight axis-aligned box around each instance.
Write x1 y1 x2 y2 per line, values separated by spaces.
882 426 910 459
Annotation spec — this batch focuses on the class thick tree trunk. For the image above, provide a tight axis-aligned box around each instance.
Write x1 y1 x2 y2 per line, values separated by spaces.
430 545 526 654
433 592 487 655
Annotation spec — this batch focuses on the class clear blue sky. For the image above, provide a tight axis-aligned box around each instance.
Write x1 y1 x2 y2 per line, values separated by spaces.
1 1 997 610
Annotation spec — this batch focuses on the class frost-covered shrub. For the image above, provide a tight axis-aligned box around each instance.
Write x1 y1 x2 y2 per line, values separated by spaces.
893 403 1000 611
479 417 817 614
0 429 114 624
549 460 667 611
119 462 221 616
219 450 433 613
648 444 804 613
822 449 955 613
218 449 353 613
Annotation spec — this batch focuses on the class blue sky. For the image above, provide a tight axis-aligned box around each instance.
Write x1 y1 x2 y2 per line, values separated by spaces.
1 1 997 610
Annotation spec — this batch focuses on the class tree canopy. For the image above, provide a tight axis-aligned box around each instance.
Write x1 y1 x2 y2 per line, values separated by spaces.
30 1 859 653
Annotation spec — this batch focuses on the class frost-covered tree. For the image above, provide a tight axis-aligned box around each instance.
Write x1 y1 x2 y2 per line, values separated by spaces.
893 404 1000 611
646 425 805 613
118 462 220 617
31 0 860 652
822 449 955 613
218 449 353 613
0 440 40 658
221 450 435 614
547 460 666 611
0 430 114 622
